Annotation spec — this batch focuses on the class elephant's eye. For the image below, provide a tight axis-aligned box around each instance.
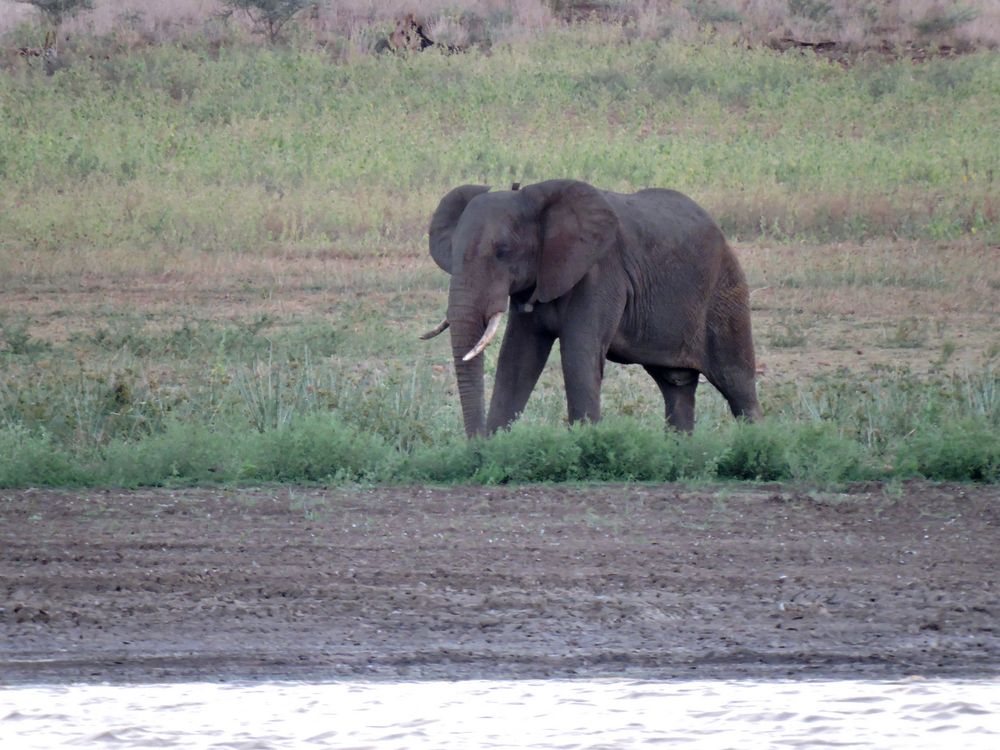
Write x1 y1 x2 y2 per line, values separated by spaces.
494 242 511 260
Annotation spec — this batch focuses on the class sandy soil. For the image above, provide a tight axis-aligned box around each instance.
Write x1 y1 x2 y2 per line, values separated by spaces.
1 482 997 684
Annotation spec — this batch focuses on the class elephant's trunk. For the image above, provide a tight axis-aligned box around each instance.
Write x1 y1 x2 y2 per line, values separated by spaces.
453 346 485 437
447 287 493 438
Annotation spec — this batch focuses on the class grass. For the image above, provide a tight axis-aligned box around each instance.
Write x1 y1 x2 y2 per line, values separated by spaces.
1 26 1000 265
1 304 997 486
0 12 998 486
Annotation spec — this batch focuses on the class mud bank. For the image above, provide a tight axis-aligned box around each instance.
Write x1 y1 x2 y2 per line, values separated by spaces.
1 483 997 684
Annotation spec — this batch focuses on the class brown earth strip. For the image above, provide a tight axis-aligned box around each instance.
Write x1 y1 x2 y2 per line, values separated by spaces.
1 483 997 684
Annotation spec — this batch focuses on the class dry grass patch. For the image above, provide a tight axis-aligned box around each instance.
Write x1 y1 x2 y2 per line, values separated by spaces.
740 240 999 380
3 0 998 52
2 239 996 384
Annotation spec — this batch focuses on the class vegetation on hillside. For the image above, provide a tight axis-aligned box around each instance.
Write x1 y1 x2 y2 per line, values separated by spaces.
2 26 997 258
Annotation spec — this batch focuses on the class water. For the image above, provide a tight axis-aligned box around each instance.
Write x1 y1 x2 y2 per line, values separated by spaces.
3 679 999 749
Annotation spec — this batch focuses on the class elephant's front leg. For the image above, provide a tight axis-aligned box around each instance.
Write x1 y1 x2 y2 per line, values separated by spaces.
486 312 555 433
559 337 605 424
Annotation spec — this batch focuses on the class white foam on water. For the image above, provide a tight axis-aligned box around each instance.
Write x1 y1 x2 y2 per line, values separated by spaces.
2 679 999 749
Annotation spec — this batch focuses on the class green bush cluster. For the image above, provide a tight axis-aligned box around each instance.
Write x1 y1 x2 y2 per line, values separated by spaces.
2 410 997 488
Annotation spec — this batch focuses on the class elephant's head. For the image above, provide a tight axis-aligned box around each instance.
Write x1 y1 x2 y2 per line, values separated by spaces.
423 180 619 437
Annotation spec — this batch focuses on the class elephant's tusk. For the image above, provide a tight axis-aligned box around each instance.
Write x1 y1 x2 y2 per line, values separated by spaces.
462 312 503 362
420 319 449 340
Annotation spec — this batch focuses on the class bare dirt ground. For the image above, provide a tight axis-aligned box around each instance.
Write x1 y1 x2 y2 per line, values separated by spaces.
4 242 997 383
1 482 997 684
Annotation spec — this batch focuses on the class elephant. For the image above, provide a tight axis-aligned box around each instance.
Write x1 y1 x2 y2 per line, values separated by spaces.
421 179 762 438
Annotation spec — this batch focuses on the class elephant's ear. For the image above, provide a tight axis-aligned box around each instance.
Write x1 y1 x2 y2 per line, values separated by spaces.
429 184 491 274
524 180 618 303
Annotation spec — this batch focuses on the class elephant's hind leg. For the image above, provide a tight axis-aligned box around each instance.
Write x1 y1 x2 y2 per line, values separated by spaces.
706 302 763 423
704 362 762 423
644 366 699 432
732 382 762 422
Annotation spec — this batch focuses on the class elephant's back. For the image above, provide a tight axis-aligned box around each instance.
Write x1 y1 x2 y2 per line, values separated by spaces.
615 188 723 240
603 188 728 267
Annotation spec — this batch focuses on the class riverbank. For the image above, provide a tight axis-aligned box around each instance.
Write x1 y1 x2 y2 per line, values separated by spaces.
2 481 997 684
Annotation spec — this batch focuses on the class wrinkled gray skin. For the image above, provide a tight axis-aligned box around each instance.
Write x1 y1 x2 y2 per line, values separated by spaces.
427 179 762 438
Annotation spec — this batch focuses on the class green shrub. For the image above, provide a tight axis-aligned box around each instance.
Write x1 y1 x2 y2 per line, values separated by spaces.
672 427 730 480
0 427 89 487
715 420 791 480
573 418 678 481
101 421 243 487
405 440 481 483
783 422 872 483
243 414 396 482
473 422 582 483
711 420 870 483
896 419 1000 482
